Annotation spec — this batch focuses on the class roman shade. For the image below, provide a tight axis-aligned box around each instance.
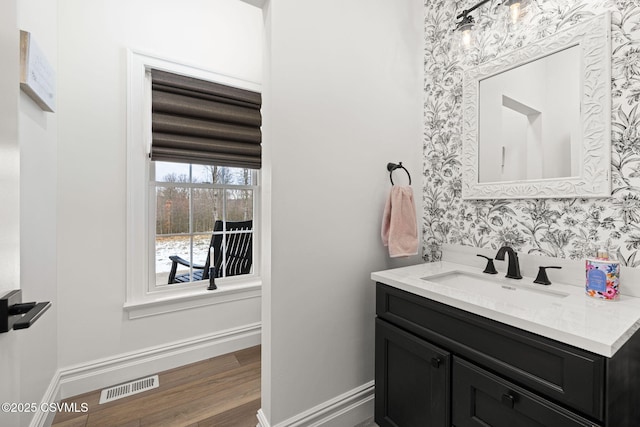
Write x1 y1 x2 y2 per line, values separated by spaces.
150 69 262 169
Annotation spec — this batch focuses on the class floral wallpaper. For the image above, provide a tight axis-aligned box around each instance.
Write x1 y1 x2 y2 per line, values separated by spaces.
422 0 640 265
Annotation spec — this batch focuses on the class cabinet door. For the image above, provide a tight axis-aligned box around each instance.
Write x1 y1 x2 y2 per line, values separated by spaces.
375 318 450 427
452 357 599 427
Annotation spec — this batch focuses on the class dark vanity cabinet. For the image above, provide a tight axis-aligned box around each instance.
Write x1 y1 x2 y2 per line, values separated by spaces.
374 283 640 427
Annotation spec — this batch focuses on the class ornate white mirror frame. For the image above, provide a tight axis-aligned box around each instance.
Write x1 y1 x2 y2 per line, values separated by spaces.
462 12 611 199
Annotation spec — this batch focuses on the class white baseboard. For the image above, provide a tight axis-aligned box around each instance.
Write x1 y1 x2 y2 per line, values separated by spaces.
59 322 261 398
30 322 261 427
257 381 374 427
29 370 62 427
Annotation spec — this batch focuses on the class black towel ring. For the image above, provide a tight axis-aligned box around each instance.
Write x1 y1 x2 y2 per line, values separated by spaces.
387 162 412 185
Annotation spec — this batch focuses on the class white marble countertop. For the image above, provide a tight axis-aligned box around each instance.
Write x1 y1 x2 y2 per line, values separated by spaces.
372 261 640 357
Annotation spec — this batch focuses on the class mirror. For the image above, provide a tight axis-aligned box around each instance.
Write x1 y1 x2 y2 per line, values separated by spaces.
478 45 581 183
462 12 611 199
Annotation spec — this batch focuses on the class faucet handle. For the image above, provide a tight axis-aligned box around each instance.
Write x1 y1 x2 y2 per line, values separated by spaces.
477 254 498 274
534 266 562 285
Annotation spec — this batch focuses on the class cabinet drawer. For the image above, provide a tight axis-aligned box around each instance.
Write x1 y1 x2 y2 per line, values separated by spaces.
376 283 605 420
452 357 599 427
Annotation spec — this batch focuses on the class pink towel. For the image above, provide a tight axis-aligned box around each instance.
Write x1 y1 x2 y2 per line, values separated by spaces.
381 186 418 258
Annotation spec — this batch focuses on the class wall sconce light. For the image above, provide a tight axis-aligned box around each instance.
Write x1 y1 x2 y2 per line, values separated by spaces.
503 0 522 24
455 14 476 49
455 0 491 49
455 0 524 48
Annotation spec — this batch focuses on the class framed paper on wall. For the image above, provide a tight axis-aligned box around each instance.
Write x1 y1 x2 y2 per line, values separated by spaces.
20 30 56 113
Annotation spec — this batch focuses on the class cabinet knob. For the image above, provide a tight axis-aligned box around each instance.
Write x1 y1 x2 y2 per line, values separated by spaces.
501 392 515 408
430 357 442 368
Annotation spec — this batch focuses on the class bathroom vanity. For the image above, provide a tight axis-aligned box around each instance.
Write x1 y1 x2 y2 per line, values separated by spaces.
372 262 640 427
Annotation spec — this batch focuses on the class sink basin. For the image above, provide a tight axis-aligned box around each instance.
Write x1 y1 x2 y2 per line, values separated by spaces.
421 270 570 301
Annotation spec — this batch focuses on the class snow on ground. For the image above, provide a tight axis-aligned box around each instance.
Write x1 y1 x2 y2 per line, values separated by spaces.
155 235 211 274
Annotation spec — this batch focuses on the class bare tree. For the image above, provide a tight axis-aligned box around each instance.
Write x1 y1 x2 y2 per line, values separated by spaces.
156 173 189 234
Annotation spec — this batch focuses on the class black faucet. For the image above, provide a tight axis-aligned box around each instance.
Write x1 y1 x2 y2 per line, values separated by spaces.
495 246 522 279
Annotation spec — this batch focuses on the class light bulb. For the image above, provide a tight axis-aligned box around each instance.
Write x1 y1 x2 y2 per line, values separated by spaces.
509 2 521 24
461 28 473 48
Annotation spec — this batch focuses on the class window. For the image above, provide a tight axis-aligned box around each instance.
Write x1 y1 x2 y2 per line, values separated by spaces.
125 50 262 316
153 161 258 287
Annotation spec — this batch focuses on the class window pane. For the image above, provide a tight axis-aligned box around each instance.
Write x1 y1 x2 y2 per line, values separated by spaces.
192 164 217 184
155 234 212 286
156 186 190 234
192 233 211 267
226 189 254 221
231 168 255 185
192 164 255 185
155 234 191 284
155 161 190 183
192 188 223 233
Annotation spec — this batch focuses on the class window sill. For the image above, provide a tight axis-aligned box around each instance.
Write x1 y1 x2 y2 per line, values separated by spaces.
123 279 261 319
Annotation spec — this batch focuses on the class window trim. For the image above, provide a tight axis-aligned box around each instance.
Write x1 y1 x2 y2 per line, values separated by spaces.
126 49 262 317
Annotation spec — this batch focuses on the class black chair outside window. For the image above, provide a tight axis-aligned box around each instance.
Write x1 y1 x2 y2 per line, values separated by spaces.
167 220 253 284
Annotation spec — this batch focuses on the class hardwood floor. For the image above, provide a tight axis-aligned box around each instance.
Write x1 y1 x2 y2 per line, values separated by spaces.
51 346 261 427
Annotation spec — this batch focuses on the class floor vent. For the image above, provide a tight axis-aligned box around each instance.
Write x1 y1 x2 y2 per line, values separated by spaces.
99 375 159 404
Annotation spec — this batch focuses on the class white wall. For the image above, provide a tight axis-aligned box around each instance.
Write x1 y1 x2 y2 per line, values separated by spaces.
261 0 423 424
57 0 263 386
18 1 59 425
